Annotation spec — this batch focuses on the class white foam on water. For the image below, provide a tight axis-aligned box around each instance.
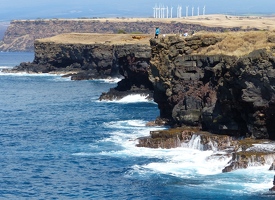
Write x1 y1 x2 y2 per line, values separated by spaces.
93 77 122 83
0 71 62 77
225 166 274 194
0 66 12 69
117 94 152 103
100 94 154 104
140 148 232 176
246 142 275 152
52 76 72 82
77 118 275 195
72 152 96 156
103 119 159 130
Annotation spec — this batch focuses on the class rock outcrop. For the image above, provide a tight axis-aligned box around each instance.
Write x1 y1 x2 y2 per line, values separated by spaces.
99 45 154 101
5 34 152 82
148 32 275 140
136 31 275 172
0 19 250 52
137 128 275 172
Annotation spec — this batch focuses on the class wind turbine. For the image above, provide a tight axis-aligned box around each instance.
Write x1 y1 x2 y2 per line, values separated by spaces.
179 5 182 18
171 7 173 18
166 6 169 18
197 6 200 16
186 6 189 17
203 6 206 16
158 5 161 18
155 5 158 18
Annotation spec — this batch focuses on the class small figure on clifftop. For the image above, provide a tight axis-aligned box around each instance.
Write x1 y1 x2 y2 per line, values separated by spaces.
155 27 160 39
269 175 275 191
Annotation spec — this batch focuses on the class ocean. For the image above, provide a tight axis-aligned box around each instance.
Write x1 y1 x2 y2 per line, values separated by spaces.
0 52 274 199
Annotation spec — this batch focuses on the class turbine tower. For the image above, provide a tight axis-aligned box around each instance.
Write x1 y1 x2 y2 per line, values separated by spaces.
177 5 182 18
153 5 156 18
155 5 158 18
186 6 189 17
160 5 162 18
197 6 200 16
192 6 194 17
203 6 206 16
166 6 169 18
171 7 173 18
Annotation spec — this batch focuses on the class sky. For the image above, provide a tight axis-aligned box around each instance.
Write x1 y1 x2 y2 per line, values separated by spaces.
1 0 275 21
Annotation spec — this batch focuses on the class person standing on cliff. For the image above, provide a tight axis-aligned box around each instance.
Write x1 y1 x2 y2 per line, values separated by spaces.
155 27 160 39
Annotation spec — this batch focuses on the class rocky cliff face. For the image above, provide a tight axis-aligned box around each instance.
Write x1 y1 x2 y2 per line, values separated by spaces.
8 36 152 83
0 19 247 52
149 34 275 140
100 43 154 100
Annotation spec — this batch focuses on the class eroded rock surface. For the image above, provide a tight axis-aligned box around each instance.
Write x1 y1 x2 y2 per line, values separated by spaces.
149 34 275 140
5 34 153 83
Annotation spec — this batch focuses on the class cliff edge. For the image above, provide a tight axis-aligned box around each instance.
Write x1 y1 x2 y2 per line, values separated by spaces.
137 31 275 172
148 31 275 139
7 33 152 83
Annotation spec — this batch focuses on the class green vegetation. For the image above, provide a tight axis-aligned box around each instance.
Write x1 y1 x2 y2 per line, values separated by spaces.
131 31 143 34
117 29 127 34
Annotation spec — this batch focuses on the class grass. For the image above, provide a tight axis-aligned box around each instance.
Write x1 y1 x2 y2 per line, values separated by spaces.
196 31 275 57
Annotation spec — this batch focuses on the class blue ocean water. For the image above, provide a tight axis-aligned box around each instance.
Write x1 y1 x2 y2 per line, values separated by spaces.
0 52 274 199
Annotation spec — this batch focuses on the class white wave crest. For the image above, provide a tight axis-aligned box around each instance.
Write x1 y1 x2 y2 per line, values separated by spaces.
94 77 122 83
0 66 12 69
0 71 62 77
101 94 154 103
118 94 151 103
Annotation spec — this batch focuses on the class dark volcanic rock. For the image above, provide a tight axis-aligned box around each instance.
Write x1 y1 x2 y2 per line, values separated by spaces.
99 44 154 101
6 39 153 85
149 34 275 140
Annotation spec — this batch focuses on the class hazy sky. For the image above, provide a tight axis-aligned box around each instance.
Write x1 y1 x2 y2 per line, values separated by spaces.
1 0 275 21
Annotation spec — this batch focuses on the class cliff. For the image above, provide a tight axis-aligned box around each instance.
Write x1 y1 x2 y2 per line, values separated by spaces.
0 18 252 52
148 31 275 140
135 31 275 172
6 30 275 172
8 31 275 139
7 33 152 82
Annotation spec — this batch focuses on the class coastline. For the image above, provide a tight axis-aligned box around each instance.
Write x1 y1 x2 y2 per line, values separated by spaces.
3 16 275 174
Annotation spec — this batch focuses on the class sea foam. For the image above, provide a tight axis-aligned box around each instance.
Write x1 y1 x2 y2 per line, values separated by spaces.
100 94 154 104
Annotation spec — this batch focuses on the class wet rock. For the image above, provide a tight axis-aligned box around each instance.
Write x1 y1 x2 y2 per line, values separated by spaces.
222 151 275 172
